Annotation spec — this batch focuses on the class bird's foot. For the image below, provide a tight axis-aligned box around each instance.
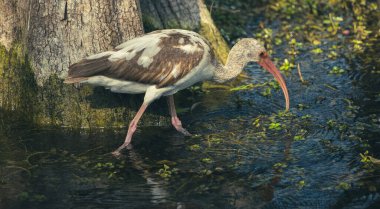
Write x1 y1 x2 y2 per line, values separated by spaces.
171 117 192 136
111 142 131 157
177 127 192 136
111 150 122 158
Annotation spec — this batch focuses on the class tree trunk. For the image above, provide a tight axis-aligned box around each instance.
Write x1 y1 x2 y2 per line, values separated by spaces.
140 0 229 64
140 0 200 30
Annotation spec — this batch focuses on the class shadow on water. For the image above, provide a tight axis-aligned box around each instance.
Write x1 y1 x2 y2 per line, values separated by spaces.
2 8 380 209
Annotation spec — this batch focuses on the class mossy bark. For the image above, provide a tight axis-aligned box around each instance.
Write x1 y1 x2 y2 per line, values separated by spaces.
0 42 169 129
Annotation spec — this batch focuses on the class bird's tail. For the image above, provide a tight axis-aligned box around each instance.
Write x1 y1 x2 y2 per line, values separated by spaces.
63 77 88 84
64 52 113 84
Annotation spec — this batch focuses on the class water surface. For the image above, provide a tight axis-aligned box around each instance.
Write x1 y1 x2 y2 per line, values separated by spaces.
1 7 380 209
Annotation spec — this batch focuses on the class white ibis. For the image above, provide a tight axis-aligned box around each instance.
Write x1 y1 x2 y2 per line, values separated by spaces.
64 29 290 156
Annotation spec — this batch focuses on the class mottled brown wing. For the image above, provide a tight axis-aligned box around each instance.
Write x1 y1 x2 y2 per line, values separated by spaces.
67 32 205 88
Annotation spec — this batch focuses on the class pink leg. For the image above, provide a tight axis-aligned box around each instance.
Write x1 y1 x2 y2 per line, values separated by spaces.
167 95 191 136
112 103 148 156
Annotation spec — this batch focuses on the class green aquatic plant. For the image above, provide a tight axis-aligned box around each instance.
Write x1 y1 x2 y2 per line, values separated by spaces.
277 110 295 118
336 182 351 190
329 66 345 74
297 103 309 110
269 122 282 131
18 192 47 203
274 37 283 45
273 162 287 172
279 59 294 71
229 84 255 91
201 158 213 164
268 80 280 90
360 151 372 164
287 38 301 57
252 118 261 128
311 48 323 54
297 180 305 189
301 114 312 120
208 136 222 144
323 14 343 35
260 87 272 97
328 51 338 59
294 128 307 141
294 135 305 141
157 164 177 179
327 119 337 129
189 144 201 151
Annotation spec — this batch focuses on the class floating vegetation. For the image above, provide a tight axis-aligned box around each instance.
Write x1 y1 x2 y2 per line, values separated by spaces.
301 114 312 120
336 182 351 190
311 48 324 54
294 129 307 141
157 164 177 179
329 66 345 74
273 162 288 171
279 58 294 71
189 144 201 151
260 87 272 97
297 180 306 189
268 122 282 131
229 83 255 91
201 158 213 164
297 103 308 110
328 51 338 59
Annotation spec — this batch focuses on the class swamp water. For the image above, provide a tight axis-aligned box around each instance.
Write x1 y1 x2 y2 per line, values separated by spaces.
1 3 380 209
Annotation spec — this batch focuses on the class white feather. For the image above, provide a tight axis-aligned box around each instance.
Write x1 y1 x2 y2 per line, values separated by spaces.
174 44 202 54
84 76 150 94
109 33 167 67
137 56 154 68
171 64 181 78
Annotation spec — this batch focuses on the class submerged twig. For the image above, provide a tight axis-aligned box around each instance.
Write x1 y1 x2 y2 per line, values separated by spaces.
323 84 338 91
297 63 305 83
77 146 104 156
3 165 32 178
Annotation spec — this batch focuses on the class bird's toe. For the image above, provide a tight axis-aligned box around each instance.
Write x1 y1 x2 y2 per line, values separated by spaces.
112 150 122 158
180 128 192 136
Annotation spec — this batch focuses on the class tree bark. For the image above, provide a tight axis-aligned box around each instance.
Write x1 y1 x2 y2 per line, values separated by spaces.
140 0 200 30
141 0 229 64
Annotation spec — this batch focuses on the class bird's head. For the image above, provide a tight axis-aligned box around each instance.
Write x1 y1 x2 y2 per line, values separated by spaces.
233 38 290 111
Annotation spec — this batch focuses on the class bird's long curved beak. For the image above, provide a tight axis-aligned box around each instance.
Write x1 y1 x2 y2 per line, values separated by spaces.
258 52 290 111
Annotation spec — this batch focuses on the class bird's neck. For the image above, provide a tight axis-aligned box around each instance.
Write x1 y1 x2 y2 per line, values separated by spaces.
212 51 247 83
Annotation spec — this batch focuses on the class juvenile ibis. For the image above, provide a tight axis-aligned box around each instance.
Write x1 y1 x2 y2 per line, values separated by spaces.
64 29 290 156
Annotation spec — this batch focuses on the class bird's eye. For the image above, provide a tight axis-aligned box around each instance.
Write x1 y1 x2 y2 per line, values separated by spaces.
259 52 265 57
247 52 253 57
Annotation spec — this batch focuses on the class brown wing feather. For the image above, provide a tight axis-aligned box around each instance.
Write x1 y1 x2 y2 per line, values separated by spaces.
65 54 112 83
66 31 205 88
